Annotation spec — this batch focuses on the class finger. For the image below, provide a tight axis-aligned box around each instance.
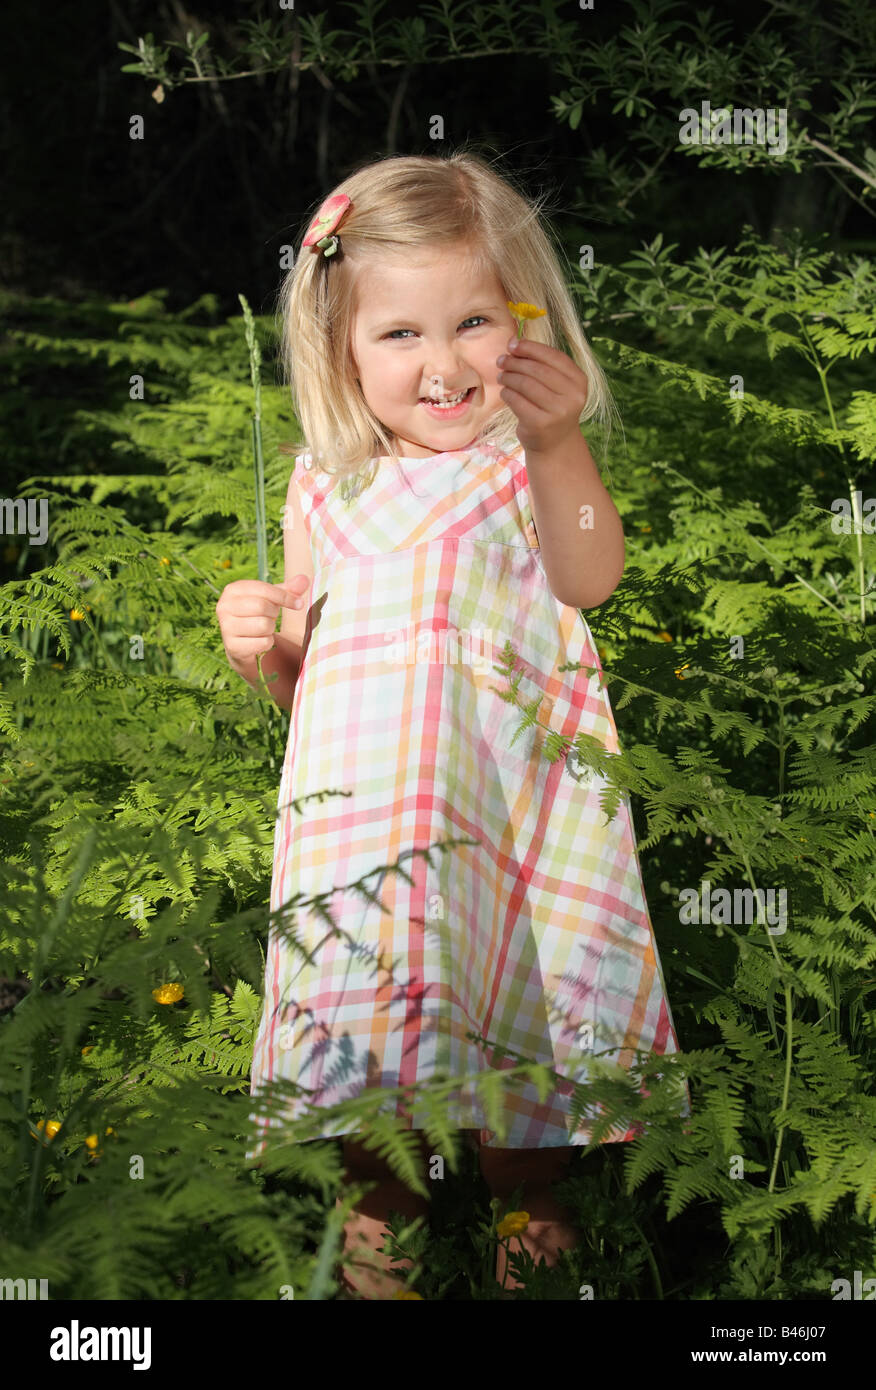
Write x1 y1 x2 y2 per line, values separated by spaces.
226 615 282 635
231 636 277 657
219 597 287 619
498 362 567 400
224 580 294 600
265 580 309 604
278 579 311 607
503 338 582 384
499 382 552 415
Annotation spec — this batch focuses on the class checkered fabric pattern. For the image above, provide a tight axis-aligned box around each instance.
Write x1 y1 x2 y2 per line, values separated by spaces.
248 439 690 1155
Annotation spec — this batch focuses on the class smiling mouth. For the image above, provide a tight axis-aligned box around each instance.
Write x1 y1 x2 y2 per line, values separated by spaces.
419 387 475 407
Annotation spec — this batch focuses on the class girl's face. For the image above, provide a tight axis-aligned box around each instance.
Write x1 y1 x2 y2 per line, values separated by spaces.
349 245 519 458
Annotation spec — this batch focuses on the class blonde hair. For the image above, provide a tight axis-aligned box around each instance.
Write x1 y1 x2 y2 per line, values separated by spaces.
276 147 617 489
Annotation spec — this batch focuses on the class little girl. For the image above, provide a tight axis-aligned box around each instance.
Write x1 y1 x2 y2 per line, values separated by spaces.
217 151 690 1299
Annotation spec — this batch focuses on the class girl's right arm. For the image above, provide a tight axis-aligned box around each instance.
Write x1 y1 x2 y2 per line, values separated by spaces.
215 471 314 714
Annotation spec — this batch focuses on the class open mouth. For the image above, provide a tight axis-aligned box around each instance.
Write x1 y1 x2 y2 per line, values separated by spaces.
419 387 475 413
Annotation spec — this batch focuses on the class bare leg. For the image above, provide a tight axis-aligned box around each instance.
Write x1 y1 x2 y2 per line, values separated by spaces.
337 1135 432 1300
479 1145 579 1292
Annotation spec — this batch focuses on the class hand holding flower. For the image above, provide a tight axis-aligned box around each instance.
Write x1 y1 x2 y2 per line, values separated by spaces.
496 335 590 455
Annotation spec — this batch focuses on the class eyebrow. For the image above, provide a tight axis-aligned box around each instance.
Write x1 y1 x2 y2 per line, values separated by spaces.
370 305 507 333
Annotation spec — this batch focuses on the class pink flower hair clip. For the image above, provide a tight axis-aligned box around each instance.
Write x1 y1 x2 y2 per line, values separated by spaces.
302 194 353 259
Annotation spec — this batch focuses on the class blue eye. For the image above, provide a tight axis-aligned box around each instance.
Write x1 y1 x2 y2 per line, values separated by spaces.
384 316 488 340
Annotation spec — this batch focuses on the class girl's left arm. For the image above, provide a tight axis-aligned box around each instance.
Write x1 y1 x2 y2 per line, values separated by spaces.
525 431 625 610
496 336 626 610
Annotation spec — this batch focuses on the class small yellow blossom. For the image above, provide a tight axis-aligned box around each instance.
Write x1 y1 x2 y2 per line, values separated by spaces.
152 982 184 1004
497 1210 530 1239
35 1119 61 1141
507 302 547 338
85 1128 114 1155
159 556 171 566
70 608 85 620
393 1290 424 1299
81 1045 94 1055
674 665 690 680
640 524 652 532
220 559 231 569
657 631 673 642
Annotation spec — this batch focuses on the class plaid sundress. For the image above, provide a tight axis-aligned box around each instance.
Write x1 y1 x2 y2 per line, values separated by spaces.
248 438 690 1153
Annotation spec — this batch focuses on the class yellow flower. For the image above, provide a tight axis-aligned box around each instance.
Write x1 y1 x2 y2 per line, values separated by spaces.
85 1128 113 1155
70 608 85 620
393 1290 423 1299
152 982 184 1004
640 524 652 532
81 1045 94 1055
220 559 231 569
674 665 690 680
35 1119 61 1141
657 631 673 642
497 1210 530 1239
159 556 171 566
507 302 547 338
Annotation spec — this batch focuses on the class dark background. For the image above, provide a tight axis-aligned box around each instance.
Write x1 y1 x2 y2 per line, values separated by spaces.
2 0 868 319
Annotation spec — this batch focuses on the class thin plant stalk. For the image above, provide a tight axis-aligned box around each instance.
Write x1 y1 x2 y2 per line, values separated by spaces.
237 293 280 772
238 293 268 585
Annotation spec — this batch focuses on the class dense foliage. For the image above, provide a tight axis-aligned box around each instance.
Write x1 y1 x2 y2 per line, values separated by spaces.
1 0 875 1301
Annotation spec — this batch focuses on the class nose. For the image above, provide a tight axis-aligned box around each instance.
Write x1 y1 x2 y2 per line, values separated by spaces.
422 349 470 390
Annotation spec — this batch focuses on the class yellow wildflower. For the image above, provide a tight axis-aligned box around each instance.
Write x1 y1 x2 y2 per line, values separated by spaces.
70 608 85 620
81 1045 94 1055
497 1210 530 1239
657 631 673 642
159 556 171 566
152 982 184 1004
640 524 652 532
507 302 547 339
220 559 231 569
85 1128 114 1155
35 1119 61 1141
674 665 690 680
